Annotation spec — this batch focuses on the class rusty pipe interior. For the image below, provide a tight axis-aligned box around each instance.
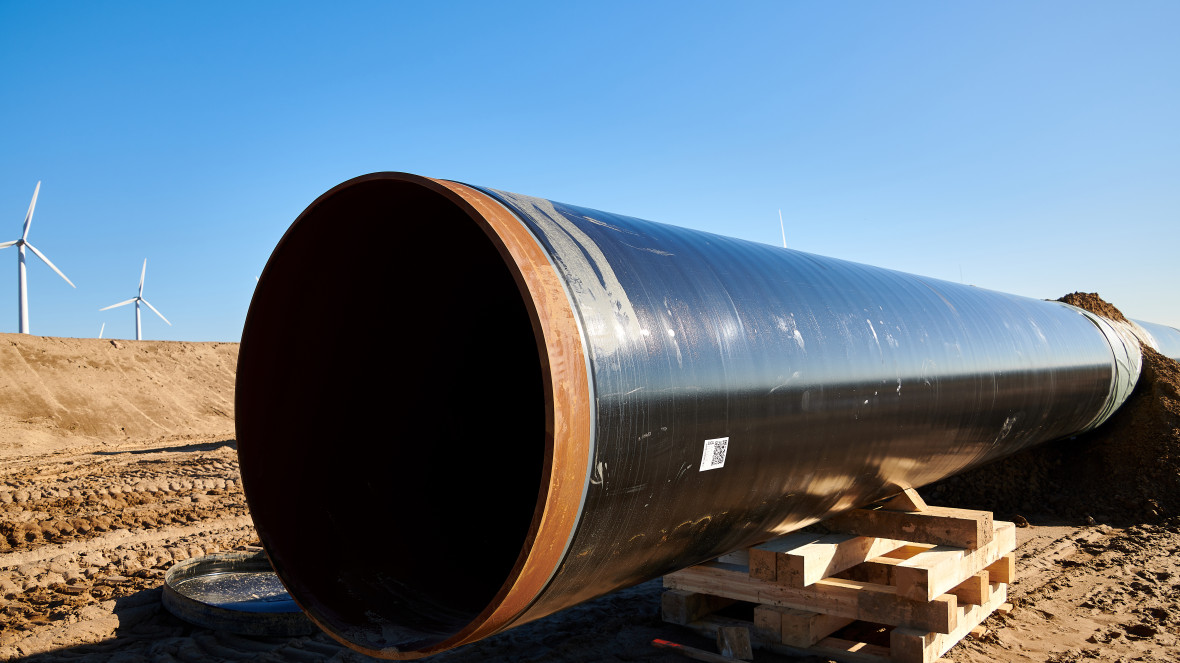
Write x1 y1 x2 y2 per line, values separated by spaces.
237 177 564 656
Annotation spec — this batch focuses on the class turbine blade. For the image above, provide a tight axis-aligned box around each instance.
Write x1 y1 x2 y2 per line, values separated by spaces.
22 181 40 241
0 240 17 250
141 298 171 325
139 259 147 296
100 298 137 311
25 242 76 287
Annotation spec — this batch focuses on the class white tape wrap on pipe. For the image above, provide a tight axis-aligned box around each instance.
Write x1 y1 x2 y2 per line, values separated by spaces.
1062 304 1143 431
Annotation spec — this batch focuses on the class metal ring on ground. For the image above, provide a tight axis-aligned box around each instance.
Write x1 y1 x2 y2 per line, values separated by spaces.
162 551 316 636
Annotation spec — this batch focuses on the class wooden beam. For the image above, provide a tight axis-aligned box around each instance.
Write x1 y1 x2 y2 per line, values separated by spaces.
752 534 909 587
825 505 994 549
948 571 989 606
881 488 929 512
891 521 1016 601
751 604 785 643
753 604 854 647
664 562 958 633
889 581 1008 663
688 614 893 663
985 553 1015 584
743 533 837 581
716 626 753 660
881 544 935 560
662 589 737 626
838 557 895 585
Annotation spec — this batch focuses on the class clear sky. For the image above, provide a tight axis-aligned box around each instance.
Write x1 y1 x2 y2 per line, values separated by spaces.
1 2 1177 341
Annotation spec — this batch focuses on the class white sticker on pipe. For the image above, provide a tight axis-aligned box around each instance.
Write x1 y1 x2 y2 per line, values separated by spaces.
699 437 729 471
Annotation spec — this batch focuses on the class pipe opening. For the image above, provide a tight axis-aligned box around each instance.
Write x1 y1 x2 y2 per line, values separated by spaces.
237 177 546 652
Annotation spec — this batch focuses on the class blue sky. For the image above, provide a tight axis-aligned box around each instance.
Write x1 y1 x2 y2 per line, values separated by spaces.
1 2 1177 341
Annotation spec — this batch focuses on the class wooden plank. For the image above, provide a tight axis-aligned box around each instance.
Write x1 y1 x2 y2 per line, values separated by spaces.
753 604 854 647
716 626 753 660
688 614 892 663
985 553 1015 584
744 532 857 582
838 558 895 585
664 562 957 633
849 577 957 634
892 521 1016 601
770 534 910 587
889 582 1008 663
881 544 934 560
752 604 785 643
881 487 929 512
662 589 737 625
826 505 994 548
666 562 762 602
948 571 989 606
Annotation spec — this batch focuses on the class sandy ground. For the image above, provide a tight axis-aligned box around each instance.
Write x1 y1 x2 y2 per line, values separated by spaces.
0 333 1177 662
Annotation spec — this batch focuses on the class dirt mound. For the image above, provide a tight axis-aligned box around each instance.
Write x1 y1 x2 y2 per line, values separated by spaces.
1057 291 1131 324
928 294 1180 524
0 334 237 459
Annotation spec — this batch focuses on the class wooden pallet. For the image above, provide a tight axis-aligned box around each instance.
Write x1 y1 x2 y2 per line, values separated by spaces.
662 490 1015 663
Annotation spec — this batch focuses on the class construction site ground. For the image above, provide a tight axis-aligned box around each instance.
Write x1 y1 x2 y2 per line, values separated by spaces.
0 332 1177 663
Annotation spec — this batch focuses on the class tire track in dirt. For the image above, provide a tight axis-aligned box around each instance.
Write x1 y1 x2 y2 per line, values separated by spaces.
0 437 261 659
0 435 708 663
947 522 1180 662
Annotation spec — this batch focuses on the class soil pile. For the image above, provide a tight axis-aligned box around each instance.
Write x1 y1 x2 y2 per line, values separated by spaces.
1057 291 1131 324
0 334 237 459
928 293 1180 524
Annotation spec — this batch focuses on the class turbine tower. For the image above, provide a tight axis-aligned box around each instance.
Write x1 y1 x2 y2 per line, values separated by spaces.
0 182 76 333
100 259 170 340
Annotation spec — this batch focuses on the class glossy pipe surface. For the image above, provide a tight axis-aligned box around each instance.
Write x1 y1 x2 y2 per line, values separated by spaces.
236 173 1179 659
1132 319 1180 359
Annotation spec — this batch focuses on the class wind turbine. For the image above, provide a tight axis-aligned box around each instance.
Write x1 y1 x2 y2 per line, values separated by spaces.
100 259 170 340
0 182 76 333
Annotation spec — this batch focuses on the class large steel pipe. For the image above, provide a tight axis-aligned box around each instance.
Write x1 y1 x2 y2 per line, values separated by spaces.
236 172 1179 658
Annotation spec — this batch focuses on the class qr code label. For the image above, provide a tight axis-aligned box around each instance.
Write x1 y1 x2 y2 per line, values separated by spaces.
699 437 729 472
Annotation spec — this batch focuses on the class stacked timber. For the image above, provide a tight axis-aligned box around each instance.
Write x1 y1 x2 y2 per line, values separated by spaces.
661 490 1015 663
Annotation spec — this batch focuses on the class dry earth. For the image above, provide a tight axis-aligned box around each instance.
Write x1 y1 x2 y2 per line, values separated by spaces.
0 330 1177 663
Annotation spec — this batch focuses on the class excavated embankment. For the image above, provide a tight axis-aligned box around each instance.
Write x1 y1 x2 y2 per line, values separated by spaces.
0 334 237 459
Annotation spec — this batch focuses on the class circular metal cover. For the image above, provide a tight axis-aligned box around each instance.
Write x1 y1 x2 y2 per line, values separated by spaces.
162 551 316 636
